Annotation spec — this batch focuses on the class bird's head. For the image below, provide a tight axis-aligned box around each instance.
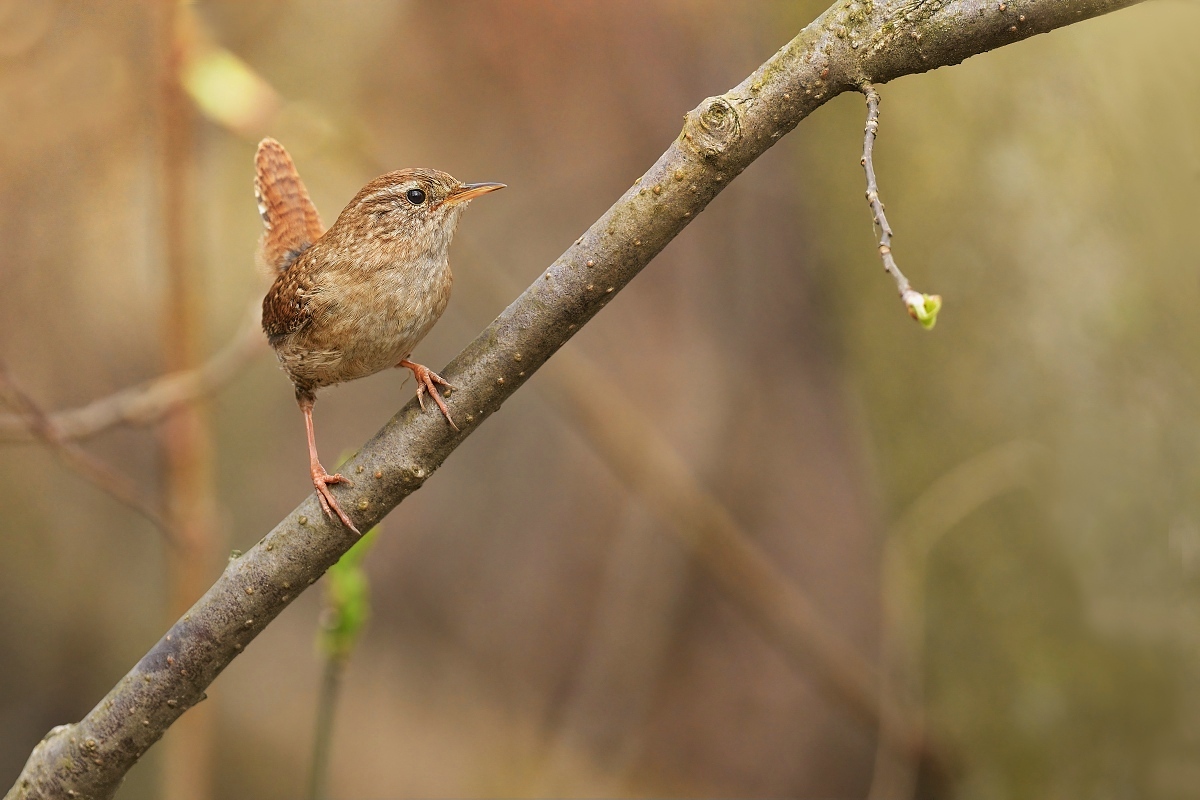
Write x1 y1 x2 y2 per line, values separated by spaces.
333 168 505 258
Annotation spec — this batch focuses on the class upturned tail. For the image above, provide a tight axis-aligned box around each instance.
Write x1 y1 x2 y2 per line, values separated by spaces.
254 138 325 275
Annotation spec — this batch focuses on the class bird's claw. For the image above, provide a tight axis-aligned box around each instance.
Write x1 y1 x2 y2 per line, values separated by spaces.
402 360 458 431
311 468 359 534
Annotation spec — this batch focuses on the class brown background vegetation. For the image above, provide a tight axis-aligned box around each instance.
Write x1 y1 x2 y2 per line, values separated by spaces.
1 0 1197 797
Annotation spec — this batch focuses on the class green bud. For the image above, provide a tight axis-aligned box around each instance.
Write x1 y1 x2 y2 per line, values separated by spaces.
905 292 942 330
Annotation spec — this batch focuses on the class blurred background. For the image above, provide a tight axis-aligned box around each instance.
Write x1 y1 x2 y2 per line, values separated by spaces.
1 1 1197 798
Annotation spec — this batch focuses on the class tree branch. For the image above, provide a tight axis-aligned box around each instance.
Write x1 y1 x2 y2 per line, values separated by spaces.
0 363 176 542
0 304 265 444
5 0 1148 796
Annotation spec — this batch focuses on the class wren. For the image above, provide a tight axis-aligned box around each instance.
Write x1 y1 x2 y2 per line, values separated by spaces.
255 138 504 532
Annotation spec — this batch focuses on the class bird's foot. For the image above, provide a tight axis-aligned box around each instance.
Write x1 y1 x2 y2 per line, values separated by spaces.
310 465 359 534
399 359 458 431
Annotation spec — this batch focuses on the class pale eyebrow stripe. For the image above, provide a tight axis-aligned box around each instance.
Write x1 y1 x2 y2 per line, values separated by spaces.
361 184 414 206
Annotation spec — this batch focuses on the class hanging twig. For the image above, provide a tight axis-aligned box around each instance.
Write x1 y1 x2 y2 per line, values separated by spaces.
860 84 941 329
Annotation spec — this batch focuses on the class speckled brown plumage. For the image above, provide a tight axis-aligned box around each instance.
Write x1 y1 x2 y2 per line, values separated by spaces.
255 138 504 531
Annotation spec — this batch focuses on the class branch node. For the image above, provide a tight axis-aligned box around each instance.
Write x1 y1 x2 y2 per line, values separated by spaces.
684 95 742 158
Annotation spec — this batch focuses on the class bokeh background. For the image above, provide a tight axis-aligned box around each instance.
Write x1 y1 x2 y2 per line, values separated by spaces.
1 1 1198 798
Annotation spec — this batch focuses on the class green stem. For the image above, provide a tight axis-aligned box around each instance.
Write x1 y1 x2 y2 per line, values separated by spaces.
307 656 345 800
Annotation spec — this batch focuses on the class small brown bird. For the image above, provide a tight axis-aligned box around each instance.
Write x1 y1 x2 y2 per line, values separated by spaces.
255 138 504 532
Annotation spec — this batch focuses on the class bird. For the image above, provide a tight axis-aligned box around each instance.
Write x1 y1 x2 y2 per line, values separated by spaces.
254 138 504 533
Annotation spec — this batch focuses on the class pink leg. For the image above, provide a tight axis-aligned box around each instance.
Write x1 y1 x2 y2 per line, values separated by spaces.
298 394 359 533
398 358 458 431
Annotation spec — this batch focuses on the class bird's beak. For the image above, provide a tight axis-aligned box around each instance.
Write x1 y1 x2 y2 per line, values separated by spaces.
446 182 506 205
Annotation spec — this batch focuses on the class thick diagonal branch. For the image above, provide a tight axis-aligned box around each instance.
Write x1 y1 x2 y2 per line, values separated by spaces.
6 0 1147 796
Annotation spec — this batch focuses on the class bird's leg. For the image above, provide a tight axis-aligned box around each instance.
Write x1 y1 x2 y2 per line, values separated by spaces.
398 358 458 431
297 392 359 534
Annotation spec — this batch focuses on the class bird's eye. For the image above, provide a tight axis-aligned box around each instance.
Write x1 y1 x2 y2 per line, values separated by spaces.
405 188 426 205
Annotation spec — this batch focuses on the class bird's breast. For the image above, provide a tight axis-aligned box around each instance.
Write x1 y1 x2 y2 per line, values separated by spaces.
359 255 453 352
276 253 453 390
344 254 452 364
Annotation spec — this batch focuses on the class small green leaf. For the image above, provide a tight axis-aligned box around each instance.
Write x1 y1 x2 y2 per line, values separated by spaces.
318 526 379 662
907 292 942 330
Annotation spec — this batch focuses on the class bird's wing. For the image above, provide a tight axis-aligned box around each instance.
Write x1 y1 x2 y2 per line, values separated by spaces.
254 138 325 276
261 266 313 343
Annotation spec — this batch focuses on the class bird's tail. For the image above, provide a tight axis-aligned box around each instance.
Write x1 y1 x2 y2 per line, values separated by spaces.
254 138 325 276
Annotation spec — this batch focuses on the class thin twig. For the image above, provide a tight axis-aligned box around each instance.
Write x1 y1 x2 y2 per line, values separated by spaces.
860 84 940 327
0 303 266 443
0 363 176 544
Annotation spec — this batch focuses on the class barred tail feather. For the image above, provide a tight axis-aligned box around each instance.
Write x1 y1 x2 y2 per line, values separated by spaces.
254 138 325 276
